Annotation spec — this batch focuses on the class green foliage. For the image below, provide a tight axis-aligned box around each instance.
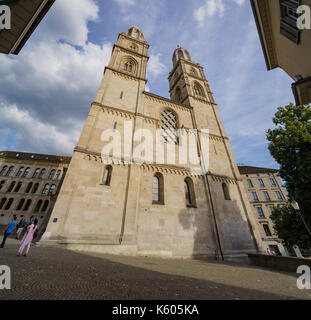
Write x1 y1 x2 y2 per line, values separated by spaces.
267 103 311 246
267 103 311 217
270 206 311 248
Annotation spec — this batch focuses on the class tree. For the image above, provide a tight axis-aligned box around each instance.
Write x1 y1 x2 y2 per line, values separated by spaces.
267 103 311 246
270 205 311 248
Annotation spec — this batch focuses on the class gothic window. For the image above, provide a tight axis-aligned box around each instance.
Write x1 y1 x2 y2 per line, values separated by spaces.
16 199 25 211
129 43 138 51
222 183 231 200
5 198 14 210
32 168 40 178
42 184 49 195
0 165 8 176
0 180 5 190
5 166 14 176
32 183 39 194
34 200 43 212
128 28 133 36
25 182 33 193
23 199 32 211
193 82 205 98
190 68 198 76
49 184 56 195
41 200 49 212
49 169 56 180
103 166 112 186
152 173 164 204
161 109 179 144
16 167 24 177
175 87 182 102
184 178 196 207
0 198 7 210
7 181 16 193
14 182 22 193
39 168 46 179
178 49 184 58
55 170 62 180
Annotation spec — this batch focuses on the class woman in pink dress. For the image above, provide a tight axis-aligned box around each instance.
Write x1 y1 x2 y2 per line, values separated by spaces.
17 218 38 257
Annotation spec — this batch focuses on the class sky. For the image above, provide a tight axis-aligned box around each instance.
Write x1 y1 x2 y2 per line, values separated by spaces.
0 0 295 169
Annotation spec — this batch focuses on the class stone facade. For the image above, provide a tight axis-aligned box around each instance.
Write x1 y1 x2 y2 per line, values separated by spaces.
0 151 70 230
40 27 260 260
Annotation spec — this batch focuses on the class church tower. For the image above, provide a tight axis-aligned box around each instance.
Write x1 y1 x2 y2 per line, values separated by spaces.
40 28 259 260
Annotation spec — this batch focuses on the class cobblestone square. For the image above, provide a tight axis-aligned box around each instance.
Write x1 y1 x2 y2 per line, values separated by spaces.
0 238 310 300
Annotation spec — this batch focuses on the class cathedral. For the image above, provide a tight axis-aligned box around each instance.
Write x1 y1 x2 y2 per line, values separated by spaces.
40 27 260 260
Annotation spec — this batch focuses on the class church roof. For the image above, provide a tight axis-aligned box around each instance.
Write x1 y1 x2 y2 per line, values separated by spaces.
0 150 71 163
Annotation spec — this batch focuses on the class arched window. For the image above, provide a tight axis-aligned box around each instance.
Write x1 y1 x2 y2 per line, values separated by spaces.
32 183 39 194
16 199 25 211
16 167 24 177
23 199 32 211
0 198 7 210
34 200 43 212
32 168 40 178
152 173 164 204
102 166 112 186
55 170 62 180
49 169 56 180
222 183 231 200
0 181 5 191
6 166 14 176
39 169 46 179
184 178 196 207
7 181 16 193
190 68 197 76
161 109 179 144
41 200 49 212
25 182 33 193
124 61 134 73
49 184 56 195
129 43 138 51
42 184 49 195
175 87 182 102
0 165 8 176
128 28 133 36
22 167 30 178
5 198 13 210
178 49 184 58
14 182 22 193
193 82 205 98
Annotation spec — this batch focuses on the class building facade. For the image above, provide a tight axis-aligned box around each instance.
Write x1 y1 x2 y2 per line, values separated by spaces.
39 27 259 260
251 0 311 105
0 151 70 230
238 165 310 257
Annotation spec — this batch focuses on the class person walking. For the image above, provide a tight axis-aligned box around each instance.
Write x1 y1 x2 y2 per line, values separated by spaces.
15 218 25 240
0 216 17 248
17 218 38 257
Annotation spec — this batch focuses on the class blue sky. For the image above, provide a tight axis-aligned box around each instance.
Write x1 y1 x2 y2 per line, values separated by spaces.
0 0 295 169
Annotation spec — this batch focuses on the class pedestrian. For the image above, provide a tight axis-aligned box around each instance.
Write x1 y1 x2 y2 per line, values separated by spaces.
17 218 38 257
0 216 17 248
16 218 26 239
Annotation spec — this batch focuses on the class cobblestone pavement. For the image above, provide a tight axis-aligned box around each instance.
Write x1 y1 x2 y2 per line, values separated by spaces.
0 238 310 300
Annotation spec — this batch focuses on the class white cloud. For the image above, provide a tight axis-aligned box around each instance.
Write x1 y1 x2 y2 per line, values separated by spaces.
194 0 245 27
36 0 99 46
0 104 81 155
0 0 113 155
148 53 167 79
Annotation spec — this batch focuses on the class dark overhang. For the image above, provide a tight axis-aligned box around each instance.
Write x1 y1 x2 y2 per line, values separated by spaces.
0 0 55 55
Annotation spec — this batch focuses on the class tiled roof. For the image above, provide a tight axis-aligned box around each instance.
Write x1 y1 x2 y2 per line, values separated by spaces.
0 150 71 163
238 165 278 175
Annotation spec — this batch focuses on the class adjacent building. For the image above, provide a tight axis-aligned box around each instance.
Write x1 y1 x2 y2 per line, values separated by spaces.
238 165 310 257
0 151 70 230
251 0 311 105
0 0 55 55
